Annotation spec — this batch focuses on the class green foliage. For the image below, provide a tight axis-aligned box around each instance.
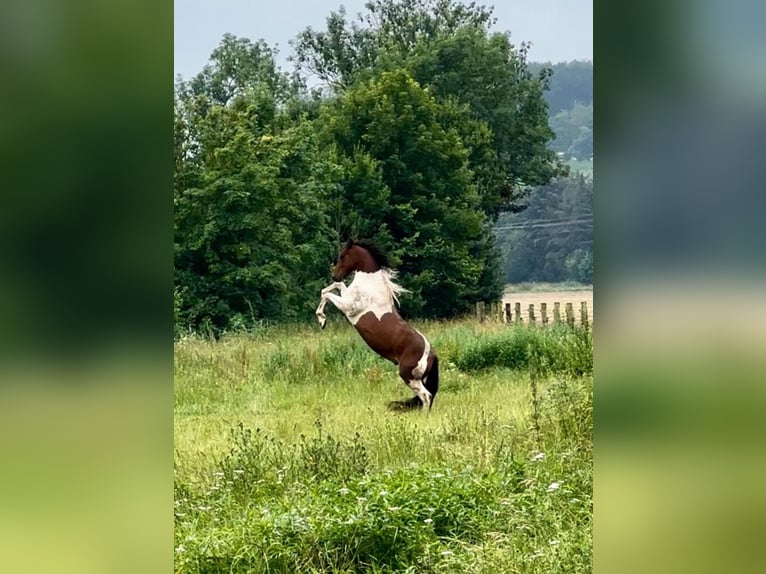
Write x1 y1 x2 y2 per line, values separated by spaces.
528 60 593 115
564 248 593 284
320 70 498 317
174 0 572 332
407 28 562 215
294 0 562 217
549 102 593 159
175 105 337 331
498 60 592 284
187 33 301 107
497 175 592 283
455 324 593 378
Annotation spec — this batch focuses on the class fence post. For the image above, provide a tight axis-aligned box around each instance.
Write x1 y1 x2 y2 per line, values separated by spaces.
514 302 521 324
553 302 561 324
476 301 483 322
581 301 589 330
541 302 548 325
565 302 575 327
505 303 512 323
528 304 536 326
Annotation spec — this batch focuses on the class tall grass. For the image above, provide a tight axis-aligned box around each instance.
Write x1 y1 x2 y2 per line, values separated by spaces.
455 325 593 377
174 320 592 573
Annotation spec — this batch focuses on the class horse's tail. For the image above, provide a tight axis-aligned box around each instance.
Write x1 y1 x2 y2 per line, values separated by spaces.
424 354 439 409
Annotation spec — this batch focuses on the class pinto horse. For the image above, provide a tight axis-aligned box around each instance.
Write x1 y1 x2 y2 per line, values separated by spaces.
315 240 439 411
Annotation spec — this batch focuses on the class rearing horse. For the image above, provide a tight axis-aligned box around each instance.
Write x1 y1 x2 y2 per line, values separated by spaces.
315 240 439 411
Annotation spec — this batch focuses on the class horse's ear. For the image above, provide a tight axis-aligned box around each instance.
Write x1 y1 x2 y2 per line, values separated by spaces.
345 238 355 249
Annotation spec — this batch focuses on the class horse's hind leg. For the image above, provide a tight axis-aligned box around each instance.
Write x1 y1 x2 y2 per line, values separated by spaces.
406 378 432 411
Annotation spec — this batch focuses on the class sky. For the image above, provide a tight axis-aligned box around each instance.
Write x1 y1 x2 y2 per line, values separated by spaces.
174 0 592 80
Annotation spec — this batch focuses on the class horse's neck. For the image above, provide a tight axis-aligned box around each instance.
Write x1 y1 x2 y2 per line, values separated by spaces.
350 270 392 304
350 270 385 291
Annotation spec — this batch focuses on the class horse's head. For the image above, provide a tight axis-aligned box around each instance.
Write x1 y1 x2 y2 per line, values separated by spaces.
332 240 386 281
333 240 362 281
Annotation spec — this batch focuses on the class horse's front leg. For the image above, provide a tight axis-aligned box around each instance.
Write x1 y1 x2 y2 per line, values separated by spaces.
316 282 348 328
316 291 355 329
320 281 347 297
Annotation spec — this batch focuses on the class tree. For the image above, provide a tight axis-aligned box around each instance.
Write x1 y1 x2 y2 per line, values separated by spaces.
293 0 562 217
319 70 497 317
174 37 337 333
528 60 593 115
548 102 593 159
497 175 592 283
187 33 297 107
174 97 337 332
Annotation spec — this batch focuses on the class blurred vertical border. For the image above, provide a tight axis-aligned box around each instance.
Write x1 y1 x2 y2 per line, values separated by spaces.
596 0 766 572
0 1 172 572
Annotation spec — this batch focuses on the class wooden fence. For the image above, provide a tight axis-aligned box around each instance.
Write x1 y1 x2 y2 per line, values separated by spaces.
474 300 591 329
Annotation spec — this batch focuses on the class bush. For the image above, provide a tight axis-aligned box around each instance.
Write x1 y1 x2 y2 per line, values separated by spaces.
455 325 592 377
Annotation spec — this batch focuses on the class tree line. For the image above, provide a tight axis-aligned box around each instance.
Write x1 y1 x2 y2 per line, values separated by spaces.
174 0 578 334
494 60 593 284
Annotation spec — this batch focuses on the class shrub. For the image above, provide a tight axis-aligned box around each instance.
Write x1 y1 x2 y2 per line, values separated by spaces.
455 325 592 377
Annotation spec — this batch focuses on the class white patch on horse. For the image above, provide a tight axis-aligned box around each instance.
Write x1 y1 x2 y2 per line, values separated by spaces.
408 378 432 410
412 330 430 379
318 270 407 326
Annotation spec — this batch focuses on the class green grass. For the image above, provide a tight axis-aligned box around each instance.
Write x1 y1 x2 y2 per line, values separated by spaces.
174 319 592 573
504 282 592 293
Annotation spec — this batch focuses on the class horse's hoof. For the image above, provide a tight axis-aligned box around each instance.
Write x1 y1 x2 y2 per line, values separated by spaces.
387 398 422 412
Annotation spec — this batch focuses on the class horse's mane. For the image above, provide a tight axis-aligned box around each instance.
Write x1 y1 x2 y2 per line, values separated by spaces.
380 268 409 307
348 240 408 306
350 239 391 269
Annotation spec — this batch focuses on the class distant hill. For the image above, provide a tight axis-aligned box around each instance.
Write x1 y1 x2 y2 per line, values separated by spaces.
528 60 593 163
529 60 593 115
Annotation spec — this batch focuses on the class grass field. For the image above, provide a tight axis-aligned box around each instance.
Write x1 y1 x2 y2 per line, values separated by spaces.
174 319 592 573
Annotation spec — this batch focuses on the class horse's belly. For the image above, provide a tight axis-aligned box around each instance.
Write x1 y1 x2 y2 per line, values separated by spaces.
354 311 403 364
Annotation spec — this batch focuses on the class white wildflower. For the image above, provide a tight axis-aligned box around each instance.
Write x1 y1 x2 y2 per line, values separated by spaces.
549 539 560 546
175 545 185 553
338 487 350 495
441 550 453 556
424 518 433 524
378 490 389 497
547 481 560 492
531 452 545 462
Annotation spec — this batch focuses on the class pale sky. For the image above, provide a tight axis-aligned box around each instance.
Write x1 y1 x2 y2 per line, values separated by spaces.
174 0 593 80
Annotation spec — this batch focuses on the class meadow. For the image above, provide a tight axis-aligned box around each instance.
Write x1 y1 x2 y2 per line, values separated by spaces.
174 318 592 573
